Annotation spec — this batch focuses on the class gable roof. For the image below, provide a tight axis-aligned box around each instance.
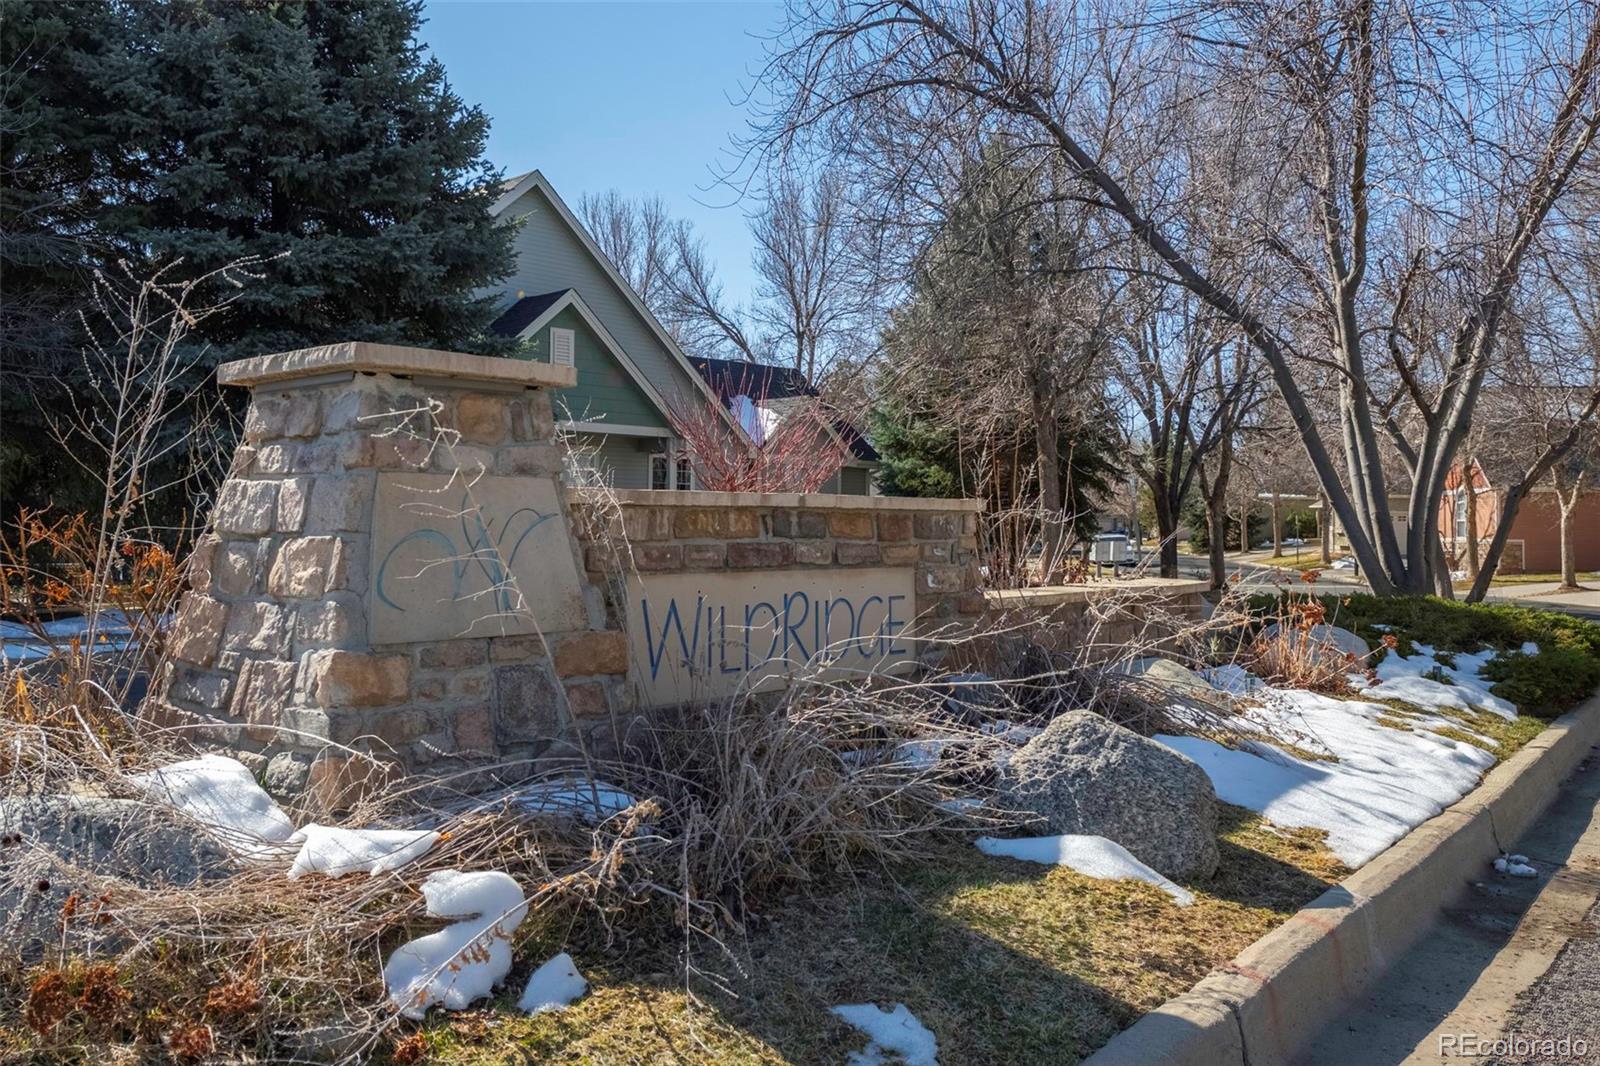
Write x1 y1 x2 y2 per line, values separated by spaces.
491 169 746 441
489 290 567 338
689 354 880 463
488 287 676 428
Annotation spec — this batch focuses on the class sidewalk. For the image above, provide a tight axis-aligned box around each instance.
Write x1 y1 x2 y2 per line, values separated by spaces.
1482 582 1600 616
1298 746 1600 1064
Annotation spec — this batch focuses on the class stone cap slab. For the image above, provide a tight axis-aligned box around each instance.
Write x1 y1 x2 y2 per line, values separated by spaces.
574 488 985 512
984 577 1212 608
218 342 576 390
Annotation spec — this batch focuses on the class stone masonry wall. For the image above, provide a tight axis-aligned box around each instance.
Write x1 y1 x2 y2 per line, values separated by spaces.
151 358 624 806
568 489 988 661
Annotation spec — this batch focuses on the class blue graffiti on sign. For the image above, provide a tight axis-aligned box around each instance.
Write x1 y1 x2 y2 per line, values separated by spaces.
638 588 909 680
375 493 557 615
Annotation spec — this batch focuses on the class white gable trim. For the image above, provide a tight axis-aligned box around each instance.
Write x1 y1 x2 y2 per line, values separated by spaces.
511 288 677 427
491 169 750 442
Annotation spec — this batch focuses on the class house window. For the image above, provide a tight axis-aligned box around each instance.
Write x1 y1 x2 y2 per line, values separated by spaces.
650 452 694 491
550 327 576 367
1454 492 1468 537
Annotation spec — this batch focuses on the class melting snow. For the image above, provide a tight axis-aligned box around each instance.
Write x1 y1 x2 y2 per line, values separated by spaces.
128 755 295 862
384 871 528 1019
1359 644 1516 719
286 824 440 879
978 719 1044 745
831 1002 939 1066
517 952 588 1014
1159 687 1498 866
518 779 637 822
1494 855 1538 877
1201 664 1267 696
974 834 1194 905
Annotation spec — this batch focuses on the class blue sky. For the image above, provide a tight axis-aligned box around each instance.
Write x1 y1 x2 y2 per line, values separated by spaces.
420 1 783 308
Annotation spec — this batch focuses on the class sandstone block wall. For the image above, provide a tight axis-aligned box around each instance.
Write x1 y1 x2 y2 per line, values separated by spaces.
152 354 622 803
568 490 989 647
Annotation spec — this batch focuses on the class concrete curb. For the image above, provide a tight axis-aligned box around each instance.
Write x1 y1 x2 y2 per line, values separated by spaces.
1085 689 1600 1066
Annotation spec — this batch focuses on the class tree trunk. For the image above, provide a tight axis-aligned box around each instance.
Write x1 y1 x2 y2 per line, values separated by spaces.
1318 491 1331 563
1198 443 1233 591
1270 491 1283 558
1464 459 1481 578
1208 500 1228 589
1031 384 1064 584
1151 482 1179 578
1556 469 1583 590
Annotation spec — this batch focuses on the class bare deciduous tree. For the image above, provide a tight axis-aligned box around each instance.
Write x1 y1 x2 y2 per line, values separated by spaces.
756 0 1600 595
578 189 677 311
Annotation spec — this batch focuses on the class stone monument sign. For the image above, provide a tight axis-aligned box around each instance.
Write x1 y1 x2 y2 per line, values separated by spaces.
624 566 917 704
147 343 629 803
370 472 588 644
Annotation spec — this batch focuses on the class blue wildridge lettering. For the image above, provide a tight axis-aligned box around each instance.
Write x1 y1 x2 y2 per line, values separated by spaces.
824 596 861 661
743 601 781 669
884 595 908 657
855 596 883 657
782 591 812 661
641 594 704 680
639 585 912 684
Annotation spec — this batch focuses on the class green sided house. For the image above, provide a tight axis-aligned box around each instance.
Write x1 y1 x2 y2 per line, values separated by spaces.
486 170 877 494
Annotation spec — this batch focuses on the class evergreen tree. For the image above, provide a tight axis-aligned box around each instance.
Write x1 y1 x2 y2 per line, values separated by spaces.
1 0 514 513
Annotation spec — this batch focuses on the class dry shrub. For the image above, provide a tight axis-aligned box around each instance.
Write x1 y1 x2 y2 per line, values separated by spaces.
393 1030 429 1064
1244 595 1363 694
203 976 261 1019
24 970 72 1034
165 1021 214 1060
75 963 130 1026
600 680 987 922
0 583 1272 1062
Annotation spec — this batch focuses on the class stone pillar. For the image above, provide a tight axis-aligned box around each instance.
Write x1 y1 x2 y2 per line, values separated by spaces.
150 342 628 802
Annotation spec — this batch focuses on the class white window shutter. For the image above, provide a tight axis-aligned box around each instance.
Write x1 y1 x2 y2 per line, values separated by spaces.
550 327 576 367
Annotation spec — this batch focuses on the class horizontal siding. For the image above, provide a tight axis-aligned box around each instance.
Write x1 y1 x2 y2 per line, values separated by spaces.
496 187 706 414
524 306 668 429
567 431 663 491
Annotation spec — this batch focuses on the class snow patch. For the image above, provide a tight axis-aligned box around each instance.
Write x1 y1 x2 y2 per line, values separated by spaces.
978 719 1044 745
1360 644 1516 719
831 1002 939 1066
518 779 637 823
1201 664 1267 696
384 871 528 1019
128 755 295 862
286 824 440 879
1494 855 1537 877
517 952 588 1014
974 834 1194 906
1158 688 1497 866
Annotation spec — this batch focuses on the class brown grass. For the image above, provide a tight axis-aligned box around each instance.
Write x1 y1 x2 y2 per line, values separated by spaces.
404 804 1348 1065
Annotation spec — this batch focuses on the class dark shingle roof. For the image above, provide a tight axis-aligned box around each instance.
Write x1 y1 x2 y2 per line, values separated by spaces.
688 356 812 401
489 290 570 337
687 355 879 462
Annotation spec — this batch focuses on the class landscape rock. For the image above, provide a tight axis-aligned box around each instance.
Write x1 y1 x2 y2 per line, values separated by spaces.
264 751 313 799
996 710 1219 880
1117 657 1221 699
0 796 237 958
